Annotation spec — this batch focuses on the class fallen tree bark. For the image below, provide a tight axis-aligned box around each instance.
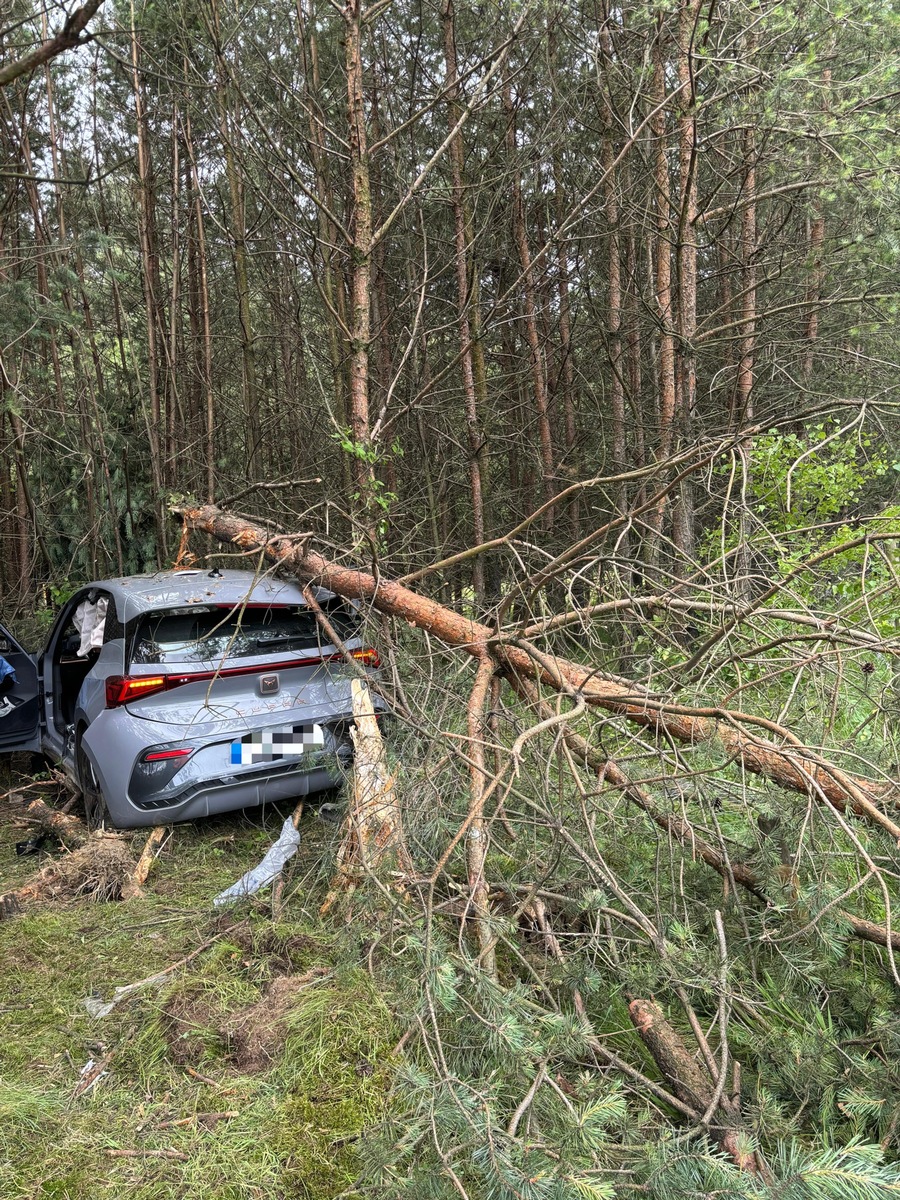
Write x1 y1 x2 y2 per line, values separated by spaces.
629 998 758 1172
24 797 90 848
174 504 898 835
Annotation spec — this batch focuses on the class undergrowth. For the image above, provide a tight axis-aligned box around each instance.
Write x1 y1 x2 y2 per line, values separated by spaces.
0 770 396 1200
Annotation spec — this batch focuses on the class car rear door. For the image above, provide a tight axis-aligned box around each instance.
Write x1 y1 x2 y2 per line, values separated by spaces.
0 624 41 753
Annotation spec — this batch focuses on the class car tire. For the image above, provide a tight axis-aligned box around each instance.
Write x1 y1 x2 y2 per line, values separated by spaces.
76 737 113 831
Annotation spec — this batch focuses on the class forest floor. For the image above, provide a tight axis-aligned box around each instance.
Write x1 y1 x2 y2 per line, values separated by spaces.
0 762 396 1200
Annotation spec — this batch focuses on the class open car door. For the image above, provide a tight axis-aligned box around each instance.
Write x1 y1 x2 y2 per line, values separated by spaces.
0 624 41 753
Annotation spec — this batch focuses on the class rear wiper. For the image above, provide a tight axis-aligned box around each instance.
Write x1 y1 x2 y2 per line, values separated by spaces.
255 635 319 650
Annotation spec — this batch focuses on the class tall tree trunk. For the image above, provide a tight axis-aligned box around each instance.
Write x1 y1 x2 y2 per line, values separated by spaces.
443 0 487 602
166 109 181 483
733 129 756 425
297 1 352 505
552 156 580 538
624 223 647 513
599 14 627 524
649 25 677 549
732 106 758 600
502 79 555 511
209 0 260 474
344 0 376 525
673 0 701 560
804 69 830 384
183 108 216 503
130 0 166 560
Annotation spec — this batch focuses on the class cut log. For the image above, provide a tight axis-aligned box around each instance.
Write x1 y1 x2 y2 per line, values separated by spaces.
174 504 898 835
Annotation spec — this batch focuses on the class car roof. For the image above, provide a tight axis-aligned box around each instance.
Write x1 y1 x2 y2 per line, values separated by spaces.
85 569 337 623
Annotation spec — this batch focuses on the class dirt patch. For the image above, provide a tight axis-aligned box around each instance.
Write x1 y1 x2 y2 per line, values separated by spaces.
224 967 330 1072
160 985 228 1067
211 915 322 974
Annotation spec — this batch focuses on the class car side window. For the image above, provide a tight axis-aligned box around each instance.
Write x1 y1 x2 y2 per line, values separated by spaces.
102 598 124 645
54 607 83 660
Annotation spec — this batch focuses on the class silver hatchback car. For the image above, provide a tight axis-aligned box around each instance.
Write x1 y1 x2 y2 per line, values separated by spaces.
0 569 379 827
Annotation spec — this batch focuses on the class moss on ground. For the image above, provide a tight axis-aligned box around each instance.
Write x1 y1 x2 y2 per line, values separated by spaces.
0 769 397 1200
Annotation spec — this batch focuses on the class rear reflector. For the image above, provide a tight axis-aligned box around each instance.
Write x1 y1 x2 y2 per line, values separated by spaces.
106 648 380 708
142 747 193 762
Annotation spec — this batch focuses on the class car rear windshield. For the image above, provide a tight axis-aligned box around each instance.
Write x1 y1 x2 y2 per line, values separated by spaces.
130 602 360 665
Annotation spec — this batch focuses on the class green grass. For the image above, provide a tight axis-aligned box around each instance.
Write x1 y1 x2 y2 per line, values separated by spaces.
0 769 397 1200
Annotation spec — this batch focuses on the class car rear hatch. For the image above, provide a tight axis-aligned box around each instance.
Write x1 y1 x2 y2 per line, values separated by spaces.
107 600 377 730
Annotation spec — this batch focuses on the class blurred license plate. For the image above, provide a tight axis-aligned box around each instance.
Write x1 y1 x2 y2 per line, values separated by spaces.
231 723 324 766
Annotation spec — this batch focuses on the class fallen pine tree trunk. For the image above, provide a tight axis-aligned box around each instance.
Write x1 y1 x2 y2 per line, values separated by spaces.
174 504 899 837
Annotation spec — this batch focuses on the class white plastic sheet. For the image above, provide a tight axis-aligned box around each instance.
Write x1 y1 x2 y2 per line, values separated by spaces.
212 817 302 907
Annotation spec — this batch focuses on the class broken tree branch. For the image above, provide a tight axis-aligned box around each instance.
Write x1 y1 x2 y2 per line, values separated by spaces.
515 675 900 957
173 504 897 833
629 998 757 1171
121 825 169 900
0 0 104 88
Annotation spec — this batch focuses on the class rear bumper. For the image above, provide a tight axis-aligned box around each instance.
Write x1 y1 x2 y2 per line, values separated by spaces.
108 761 340 827
80 707 359 828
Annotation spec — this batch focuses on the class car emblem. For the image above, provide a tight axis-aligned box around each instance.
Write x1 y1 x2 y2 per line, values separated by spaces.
259 674 279 696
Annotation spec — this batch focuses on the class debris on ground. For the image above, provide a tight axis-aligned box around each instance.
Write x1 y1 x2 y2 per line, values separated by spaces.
212 811 302 907
15 832 46 856
84 936 219 1018
1 832 136 918
72 1052 112 1100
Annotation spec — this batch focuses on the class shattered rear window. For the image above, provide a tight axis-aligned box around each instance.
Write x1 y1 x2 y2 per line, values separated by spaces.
130 602 360 665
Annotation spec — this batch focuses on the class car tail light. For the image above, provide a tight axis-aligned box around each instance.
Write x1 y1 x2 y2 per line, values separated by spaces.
351 648 380 668
106 648 380 709
106 675 166 707
130 744 195 800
